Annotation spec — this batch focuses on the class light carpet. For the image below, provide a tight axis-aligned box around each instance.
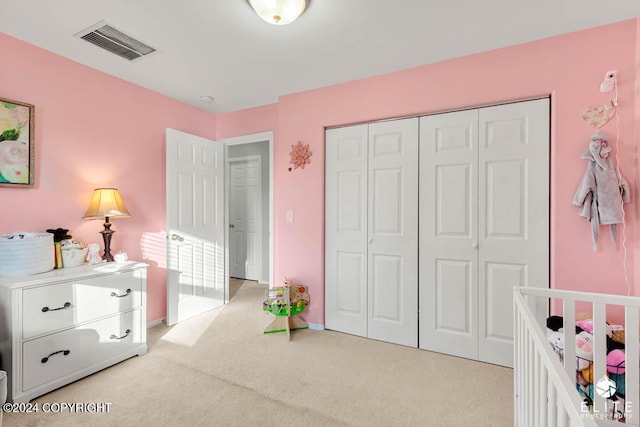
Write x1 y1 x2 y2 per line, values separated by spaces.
5 281 513 426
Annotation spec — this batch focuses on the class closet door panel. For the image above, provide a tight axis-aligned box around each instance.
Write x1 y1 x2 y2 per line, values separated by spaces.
478 98 550 367
419 110 479 358
485 262 526 339
485 160 526 237
367 118 418 347
435 259 472 332
371 254 402 320
325 125 369 337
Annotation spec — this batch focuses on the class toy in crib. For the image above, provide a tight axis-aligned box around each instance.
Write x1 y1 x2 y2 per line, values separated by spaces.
547 314 632 420
546 329 593 369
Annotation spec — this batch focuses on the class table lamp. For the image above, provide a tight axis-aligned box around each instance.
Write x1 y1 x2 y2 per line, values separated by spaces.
83 188 130 261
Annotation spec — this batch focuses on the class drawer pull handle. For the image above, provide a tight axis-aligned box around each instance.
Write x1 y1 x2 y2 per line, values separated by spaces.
41 349 70 364
41 302 72 313
110 329 132 341
110 288 132 298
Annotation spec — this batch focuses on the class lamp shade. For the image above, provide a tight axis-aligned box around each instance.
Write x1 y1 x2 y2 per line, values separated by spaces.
83 188 131 219
247 0 309 25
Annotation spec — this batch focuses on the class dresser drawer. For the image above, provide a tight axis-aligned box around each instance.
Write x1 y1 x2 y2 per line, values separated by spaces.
22 309 142 392
22 271 143 339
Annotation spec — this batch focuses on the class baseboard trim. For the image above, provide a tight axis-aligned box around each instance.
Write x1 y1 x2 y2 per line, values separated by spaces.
147 317 320 330
308 323 325 331
147 318 165 329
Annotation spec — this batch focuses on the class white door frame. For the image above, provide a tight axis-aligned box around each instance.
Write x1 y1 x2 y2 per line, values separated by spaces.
228 155 263 282
221 131 274 296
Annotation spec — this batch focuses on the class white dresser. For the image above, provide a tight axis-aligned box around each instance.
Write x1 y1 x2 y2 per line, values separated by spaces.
0 261 147 403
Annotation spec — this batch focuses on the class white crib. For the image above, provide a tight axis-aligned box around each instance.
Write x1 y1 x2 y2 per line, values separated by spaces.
514 286 640 426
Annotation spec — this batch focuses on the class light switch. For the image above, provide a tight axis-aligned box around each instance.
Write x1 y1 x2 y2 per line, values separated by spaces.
286 210 294 222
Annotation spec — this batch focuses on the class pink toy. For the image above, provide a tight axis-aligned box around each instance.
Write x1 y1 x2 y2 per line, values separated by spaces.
575 318 613 337
576 319 594 334
607 349 626 374
575 332 593 370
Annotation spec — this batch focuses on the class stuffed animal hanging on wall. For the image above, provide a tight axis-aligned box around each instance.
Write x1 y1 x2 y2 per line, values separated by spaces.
573 131 630 250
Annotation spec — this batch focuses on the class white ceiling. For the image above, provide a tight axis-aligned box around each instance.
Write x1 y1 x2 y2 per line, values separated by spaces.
1 0 640 113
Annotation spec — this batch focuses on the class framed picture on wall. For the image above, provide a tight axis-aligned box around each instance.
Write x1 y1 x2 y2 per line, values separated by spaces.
0 97 35 187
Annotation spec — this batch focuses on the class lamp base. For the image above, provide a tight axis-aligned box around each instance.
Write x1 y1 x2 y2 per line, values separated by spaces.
100 218 115 262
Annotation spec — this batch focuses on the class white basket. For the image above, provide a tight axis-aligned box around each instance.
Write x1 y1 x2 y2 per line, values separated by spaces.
0 233 55 277
61 247 88 268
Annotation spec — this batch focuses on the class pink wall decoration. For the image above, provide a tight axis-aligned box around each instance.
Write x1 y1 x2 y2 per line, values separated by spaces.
581 102 617 129
289 141 312 170
0 97 34 187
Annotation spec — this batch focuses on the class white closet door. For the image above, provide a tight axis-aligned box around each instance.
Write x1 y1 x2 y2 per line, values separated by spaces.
325 125 369 337
419 110 479 359
477 98 549 367
367 119 418 347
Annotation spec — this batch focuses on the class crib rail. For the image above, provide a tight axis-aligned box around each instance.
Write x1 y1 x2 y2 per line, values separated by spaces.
514 287 640 426
514 288 596 426
514 286 640 426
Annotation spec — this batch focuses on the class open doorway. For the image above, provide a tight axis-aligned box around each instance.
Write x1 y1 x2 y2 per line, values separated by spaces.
223 132 273 302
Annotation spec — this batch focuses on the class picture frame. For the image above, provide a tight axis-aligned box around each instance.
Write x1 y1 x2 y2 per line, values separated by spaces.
0 97 35 187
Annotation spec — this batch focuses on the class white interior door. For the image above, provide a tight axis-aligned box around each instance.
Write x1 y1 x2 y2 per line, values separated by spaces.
419 109 480 360
367 119 418 347
477 98 550 367
229 157 262 281
419 98 549 367
166 128 225 326
325 119 419 347
325 124 368 337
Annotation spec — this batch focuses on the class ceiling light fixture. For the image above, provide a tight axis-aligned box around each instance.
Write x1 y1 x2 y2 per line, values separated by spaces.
200 95 214 103
246 0 310 26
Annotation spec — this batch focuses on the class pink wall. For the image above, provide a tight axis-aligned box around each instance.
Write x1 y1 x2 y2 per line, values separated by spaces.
219 19 640 326
217 104 278 139
634 19 640 299
2 19 638 327
0 33 217 322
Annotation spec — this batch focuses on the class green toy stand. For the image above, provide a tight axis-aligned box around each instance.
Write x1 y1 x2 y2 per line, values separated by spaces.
263 283 309 340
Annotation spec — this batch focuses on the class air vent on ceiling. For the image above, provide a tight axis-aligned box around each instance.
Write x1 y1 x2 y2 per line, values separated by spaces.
75 21 156 61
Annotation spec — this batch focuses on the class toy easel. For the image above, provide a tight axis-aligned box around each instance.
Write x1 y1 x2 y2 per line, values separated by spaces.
263 280 309 340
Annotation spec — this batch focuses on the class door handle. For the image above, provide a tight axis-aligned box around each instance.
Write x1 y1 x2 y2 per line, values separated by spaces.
170 233 184 242
472 241 479 249
229 224 235 228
